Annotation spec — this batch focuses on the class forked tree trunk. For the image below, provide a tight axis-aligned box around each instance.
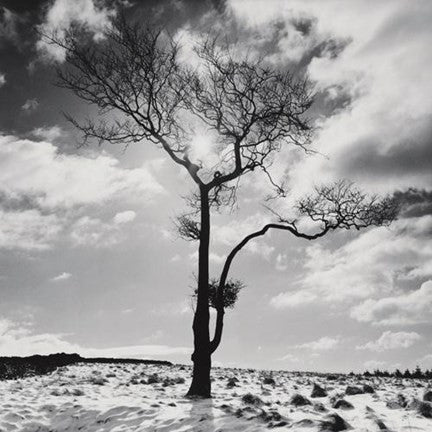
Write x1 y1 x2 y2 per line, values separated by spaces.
209 238 239 355
186 187 212 398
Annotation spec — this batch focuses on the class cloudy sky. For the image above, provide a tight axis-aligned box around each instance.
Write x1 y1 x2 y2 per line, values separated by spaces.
0 0 431 373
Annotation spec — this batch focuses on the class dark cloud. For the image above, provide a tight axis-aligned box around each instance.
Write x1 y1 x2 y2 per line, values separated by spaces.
291 16 314 36
0 0 47 14
121 0 227 32
21 98 39 112
0 190 41 213
393 188 432 218
0 1 48 41
128 0 227 15
250 16 350 79
340 118 432 180
0 6 18 42
0 5 34 49
0 0 227 136
0 0 227 33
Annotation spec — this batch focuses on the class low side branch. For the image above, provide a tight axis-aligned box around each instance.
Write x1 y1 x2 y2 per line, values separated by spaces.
209 222 332 353
210 180 398 353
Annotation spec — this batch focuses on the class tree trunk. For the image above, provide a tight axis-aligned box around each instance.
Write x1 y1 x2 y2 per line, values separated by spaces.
186 187 211 398
210 307 224 354
210 243 236 354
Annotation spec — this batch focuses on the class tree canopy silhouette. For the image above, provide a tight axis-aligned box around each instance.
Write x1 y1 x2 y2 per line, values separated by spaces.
46 16 398 397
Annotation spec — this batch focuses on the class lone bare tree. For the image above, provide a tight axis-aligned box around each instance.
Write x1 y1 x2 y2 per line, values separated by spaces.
47 17 397 398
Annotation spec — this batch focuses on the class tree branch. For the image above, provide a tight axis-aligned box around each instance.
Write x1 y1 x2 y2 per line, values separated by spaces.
47 17 204 186
210 181 398 353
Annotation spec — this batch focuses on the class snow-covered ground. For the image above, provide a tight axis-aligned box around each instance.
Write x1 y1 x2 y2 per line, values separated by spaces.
0 362 431 431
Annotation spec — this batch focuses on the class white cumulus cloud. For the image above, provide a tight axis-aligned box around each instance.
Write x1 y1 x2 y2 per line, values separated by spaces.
50 272 72 282
0 209 62 250
113 210 136 224
293 216 432 308
37 0 116 62
0 136 164 250
31 125 64 141
0 135 164 210
357 331 421 352
270 290 317 309
351 281 432 326
294 336 340 351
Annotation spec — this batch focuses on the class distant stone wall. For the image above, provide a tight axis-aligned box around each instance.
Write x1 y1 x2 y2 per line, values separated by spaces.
0 353 172 380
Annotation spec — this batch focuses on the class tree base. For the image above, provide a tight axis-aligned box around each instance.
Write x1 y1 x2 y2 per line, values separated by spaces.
186 351 212 398
186 379 211 399
185 392 212 399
